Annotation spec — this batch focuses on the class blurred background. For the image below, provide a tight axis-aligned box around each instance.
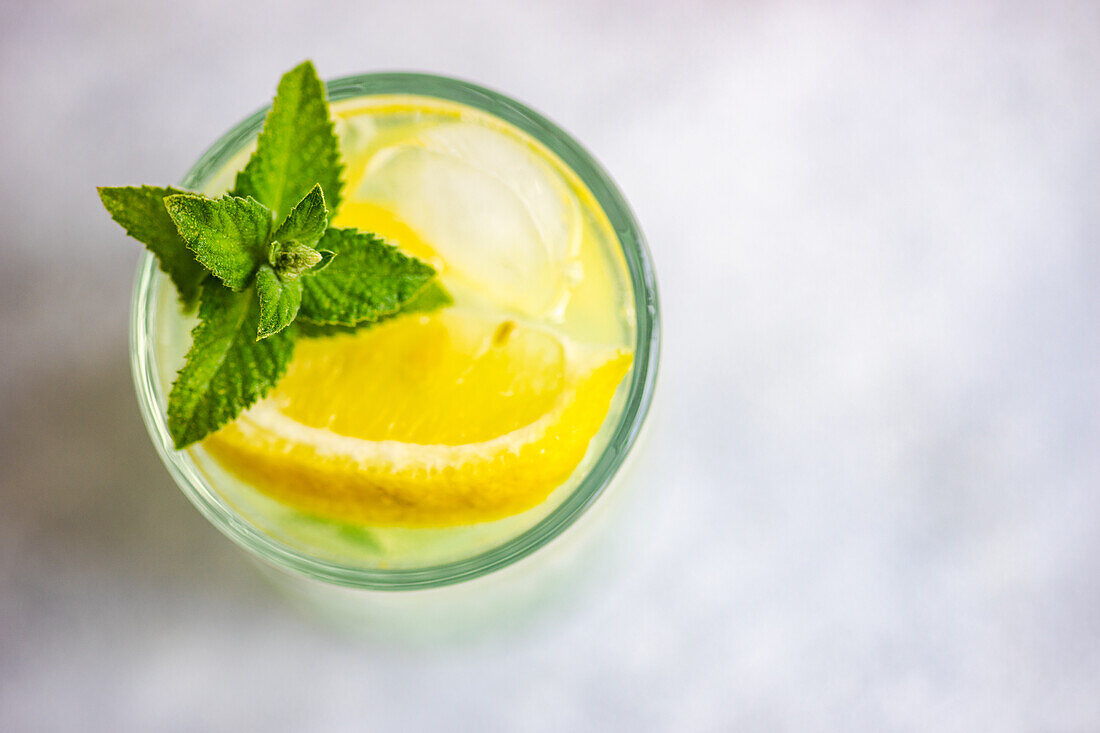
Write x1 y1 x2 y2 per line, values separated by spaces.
2 0 1098 729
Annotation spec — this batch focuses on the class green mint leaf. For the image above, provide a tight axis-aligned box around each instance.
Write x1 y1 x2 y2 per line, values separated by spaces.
98 185 207 308
311 249 336 273
232 61 343 223
165 193 272 291
167 280 296 448
296 280 452 338
273 183 328 251
297 227 436 326
402 280 453 312
256 265 303 339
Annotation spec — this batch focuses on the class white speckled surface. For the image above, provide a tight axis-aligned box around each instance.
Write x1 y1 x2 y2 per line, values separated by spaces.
2 1 1098 730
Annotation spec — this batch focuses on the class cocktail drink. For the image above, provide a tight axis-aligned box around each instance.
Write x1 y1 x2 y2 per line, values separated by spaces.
129 71 658 590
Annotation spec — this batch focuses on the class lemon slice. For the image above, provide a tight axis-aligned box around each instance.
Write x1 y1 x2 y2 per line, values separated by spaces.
203 310 632 527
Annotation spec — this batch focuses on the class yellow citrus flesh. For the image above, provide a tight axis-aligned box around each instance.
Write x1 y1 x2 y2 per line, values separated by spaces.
203 310 632 527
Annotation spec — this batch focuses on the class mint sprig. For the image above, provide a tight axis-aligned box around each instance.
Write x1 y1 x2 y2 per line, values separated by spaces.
99 61 447 448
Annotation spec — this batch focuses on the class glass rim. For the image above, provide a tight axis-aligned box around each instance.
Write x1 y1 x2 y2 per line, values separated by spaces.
130 71 660 590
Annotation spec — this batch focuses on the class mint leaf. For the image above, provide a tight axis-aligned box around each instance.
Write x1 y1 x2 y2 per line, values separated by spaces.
256 264 303 339
402 281 453 313
297 227 436 326
167 280 296 448
296 281 452 338
98 185 206 308
273 183 327 251
312 249 336 273
233 61 343 223
165 194 272 290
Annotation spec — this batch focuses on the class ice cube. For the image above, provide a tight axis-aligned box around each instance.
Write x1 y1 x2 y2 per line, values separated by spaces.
355 122 581 317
